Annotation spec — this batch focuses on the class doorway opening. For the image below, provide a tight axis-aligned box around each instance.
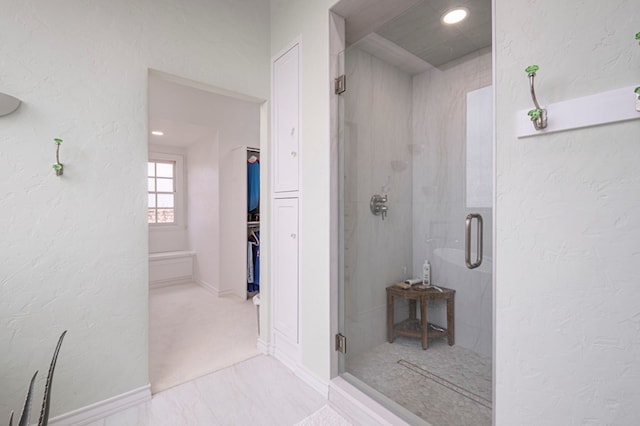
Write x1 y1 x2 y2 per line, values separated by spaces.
147 71 265 393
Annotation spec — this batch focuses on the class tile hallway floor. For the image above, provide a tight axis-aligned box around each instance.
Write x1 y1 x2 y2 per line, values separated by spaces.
88 355 330 425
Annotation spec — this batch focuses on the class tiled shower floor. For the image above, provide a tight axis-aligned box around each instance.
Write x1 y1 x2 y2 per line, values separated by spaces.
346 337 492 426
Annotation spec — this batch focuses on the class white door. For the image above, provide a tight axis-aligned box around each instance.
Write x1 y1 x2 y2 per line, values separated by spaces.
272 43 300 193
272 197 299 343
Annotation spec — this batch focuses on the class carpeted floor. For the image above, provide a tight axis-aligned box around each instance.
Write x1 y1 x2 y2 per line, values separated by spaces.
347 337 492 426
149 283 260 393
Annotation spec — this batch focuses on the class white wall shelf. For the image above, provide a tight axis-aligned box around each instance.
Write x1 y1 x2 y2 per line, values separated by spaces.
517 84 640 138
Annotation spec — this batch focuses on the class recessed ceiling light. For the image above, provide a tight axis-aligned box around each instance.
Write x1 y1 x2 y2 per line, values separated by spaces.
151 131 164 136
442 7 469 25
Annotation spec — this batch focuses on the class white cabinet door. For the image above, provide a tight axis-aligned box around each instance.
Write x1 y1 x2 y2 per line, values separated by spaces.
272 197 299 343
273 43 299 193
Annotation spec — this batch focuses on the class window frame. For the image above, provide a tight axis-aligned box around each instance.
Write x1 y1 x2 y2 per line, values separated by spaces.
148 160 176 224
148 151 185 229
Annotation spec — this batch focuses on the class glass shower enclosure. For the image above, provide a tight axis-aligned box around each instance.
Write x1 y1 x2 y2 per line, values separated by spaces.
337 2 494 424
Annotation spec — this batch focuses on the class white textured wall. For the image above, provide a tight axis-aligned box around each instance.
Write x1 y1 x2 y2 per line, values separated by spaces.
270 0 336 382
187 137 220 289
0 0 269 419
495 0 640 423
218 112 260 298
188 99 259 295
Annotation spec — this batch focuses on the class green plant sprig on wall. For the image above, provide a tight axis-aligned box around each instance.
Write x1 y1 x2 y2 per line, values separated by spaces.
525 64 539 75
528 108 543 120
52 138 63 176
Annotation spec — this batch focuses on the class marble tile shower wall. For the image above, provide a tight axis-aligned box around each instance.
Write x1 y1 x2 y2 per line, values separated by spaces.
344 48 414 359
343 47 494 360
412 50 493 357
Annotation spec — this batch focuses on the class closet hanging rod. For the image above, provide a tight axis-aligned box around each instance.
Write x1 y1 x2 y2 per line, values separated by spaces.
248 221 260 228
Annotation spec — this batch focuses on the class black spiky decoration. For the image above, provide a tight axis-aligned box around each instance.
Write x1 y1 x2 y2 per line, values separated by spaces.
9 331 67 426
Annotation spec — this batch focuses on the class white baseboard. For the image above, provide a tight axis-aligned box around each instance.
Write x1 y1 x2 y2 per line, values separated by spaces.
294 364 329 398
196 279 219 296
268 331 328 398
196 280 245 300
217 288 236 297
256 337 270 354
48 385 151 426
272 332 300 372
149 277 192 289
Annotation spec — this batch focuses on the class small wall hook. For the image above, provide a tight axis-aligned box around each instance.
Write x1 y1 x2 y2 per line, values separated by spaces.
525 65 548 130
53 138 63 176
635 87 640 112
636 31 640 44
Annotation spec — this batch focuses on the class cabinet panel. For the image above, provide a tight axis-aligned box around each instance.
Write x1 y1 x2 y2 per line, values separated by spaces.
272 198 299 343
273 43 299 193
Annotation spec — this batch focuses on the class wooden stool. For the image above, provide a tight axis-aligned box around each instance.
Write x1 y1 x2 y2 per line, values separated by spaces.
386 285 455 350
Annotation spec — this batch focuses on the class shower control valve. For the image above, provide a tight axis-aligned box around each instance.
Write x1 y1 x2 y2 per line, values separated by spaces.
370 194 389 220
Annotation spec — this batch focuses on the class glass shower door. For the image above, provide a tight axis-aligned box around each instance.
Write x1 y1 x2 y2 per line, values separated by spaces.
337 35 493 426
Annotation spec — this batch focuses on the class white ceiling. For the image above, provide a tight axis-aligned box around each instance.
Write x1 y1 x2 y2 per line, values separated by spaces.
148 74 260 148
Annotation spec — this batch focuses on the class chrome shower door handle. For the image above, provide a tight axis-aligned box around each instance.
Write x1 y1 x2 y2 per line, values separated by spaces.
465 213 483 269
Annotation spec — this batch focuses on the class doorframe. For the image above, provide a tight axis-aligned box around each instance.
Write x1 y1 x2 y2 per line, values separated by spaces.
328 10 345 381
145 69 271 388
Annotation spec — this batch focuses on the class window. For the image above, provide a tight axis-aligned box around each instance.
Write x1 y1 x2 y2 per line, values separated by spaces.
148 160 176 224
147 150 185 228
